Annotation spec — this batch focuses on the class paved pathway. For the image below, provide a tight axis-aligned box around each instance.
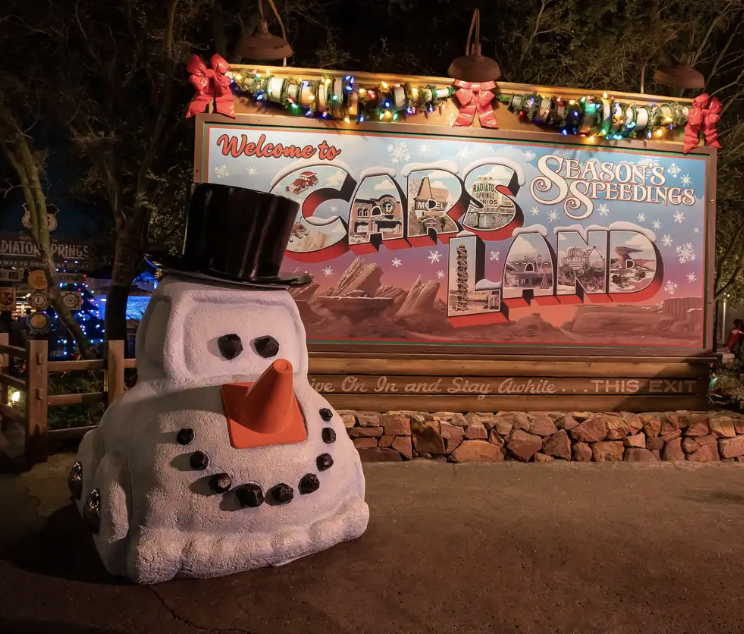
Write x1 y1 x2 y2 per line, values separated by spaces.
1 454 743 634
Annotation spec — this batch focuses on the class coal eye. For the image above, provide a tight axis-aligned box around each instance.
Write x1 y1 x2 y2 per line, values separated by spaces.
218 334 243 360
252 335 279 358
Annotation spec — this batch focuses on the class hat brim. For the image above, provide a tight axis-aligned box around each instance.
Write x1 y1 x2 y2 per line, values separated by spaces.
145 252 312 288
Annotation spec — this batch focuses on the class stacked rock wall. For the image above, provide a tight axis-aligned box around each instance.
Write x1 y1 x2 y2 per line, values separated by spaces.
338 410 744 463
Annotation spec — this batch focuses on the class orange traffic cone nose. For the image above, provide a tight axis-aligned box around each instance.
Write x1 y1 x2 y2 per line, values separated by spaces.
243 359 293 434
221 360 308 449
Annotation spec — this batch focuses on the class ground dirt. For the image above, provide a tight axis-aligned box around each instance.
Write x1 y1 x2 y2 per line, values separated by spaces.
1 454 743 634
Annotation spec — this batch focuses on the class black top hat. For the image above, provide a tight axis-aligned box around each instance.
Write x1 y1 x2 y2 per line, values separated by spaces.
146 183 310 288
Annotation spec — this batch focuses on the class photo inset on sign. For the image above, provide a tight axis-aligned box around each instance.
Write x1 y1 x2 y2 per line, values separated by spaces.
446 233 501 317
348 173 406 250
406 170 461 239
463 163 519 231
557 231 607 295
609 231 657 293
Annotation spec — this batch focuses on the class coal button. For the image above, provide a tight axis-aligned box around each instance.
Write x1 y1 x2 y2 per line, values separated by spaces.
321 427 336 444
319 408 333 421
299 473 320 495
218 334 243 360
68 461 83 500
176 428 194 445
83 489 101 534
209 473 232 493
316 453 334 471
190 451 209 471
253 335 280 358
235 483 264 508
270 483 294 504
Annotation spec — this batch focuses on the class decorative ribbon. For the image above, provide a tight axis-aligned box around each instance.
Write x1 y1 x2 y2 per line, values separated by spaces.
683 93 721 154
186 54 235 119
453 80 497 128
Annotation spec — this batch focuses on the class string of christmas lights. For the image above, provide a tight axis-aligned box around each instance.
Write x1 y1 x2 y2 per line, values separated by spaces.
500 92 688 140
230 71 455 123
228 70 691 141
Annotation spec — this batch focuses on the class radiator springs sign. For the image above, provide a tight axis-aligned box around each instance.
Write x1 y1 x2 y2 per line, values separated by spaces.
202 122 709 352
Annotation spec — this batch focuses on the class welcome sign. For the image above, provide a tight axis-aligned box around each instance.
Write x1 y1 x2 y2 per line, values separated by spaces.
197 118 711 353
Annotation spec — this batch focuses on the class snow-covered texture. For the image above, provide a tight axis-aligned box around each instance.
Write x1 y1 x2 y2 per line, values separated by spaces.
513 224 548 238
269 159 356 188
553 224 609 240
460 156 526 186
74 276 368 583
607 221 656 242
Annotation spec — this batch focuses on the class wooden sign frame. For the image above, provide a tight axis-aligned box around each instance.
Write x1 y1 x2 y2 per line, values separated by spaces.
192 68 717 411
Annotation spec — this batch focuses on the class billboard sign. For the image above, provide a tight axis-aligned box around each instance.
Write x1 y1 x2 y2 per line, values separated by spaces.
199 119 711 354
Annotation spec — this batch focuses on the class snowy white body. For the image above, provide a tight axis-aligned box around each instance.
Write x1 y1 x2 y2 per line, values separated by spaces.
73 277 368 583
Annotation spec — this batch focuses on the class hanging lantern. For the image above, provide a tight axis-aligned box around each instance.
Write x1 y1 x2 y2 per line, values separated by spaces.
447 9 501 83
653 54 705 90
236 0 292 61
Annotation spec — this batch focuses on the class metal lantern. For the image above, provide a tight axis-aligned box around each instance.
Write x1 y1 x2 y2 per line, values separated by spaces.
653 54 705 90
236 0 292 61
448 9 501 82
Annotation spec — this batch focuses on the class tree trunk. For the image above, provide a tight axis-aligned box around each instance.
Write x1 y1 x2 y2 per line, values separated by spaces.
104 225 142 344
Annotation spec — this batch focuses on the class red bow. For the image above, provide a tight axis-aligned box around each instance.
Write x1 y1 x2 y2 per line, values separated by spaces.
453 80 498 128
683 93 721 154
186 54 235 119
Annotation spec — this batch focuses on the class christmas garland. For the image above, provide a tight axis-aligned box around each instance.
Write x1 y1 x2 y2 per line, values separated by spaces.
230 71 456 123
225 68 692 140
500 93 689 140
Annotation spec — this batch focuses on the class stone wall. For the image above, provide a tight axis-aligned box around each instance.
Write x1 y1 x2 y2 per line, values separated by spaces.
339 410 744 463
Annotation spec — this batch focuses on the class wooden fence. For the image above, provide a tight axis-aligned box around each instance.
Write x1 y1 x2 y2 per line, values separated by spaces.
0 334 135 469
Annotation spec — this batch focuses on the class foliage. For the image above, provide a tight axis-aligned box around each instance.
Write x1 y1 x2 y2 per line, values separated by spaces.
47 371 106 430
711 358 744 399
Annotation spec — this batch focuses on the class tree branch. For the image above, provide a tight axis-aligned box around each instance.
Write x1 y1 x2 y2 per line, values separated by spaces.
165 0 181 57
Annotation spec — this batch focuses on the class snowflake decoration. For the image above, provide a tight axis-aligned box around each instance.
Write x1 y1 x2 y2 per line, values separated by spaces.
676 242 696 264
330 205 339 214
599 204 609 216
387 141 410 164
246 166 258 177
214 164 229 179
418 141 432 155
523 150 536 161
694 227 700 234
428 250 442 264
652 220 662 230
664 280 678 295
687 272 697 283
436 270 445 280
673 210 686 224
457 147 471 159
322 266 334 277
391 257 402 268
548 210 559 223
637 213 646 222
680 174 692 186
489 251 500 261
530 206 540 215
668 163 681 178
661 234 673 247
556 149 579 161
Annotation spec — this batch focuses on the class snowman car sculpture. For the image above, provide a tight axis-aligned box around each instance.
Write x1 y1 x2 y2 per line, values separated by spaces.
68 184 368 584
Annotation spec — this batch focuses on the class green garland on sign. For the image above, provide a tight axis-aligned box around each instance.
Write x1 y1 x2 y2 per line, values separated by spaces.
230 71 455 123
230 69 690 139
499 92 689 140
